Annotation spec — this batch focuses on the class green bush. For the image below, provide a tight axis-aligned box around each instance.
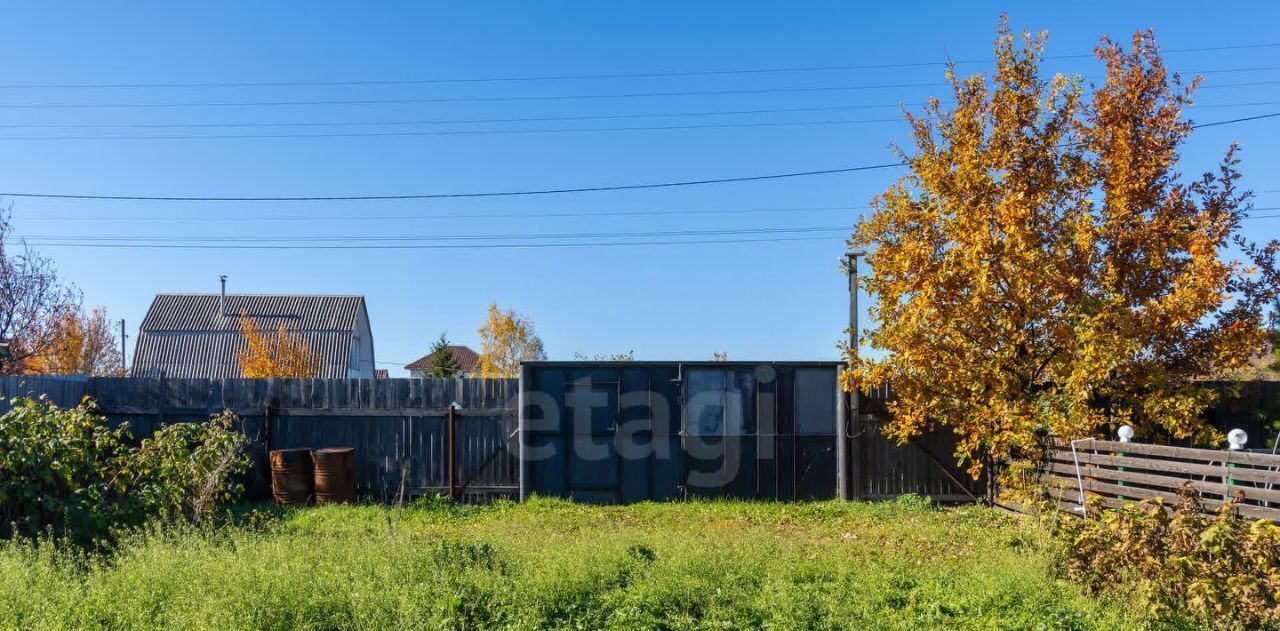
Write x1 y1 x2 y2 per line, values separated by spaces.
0 396 250 545
1049 486 1280 629
893 493 935 512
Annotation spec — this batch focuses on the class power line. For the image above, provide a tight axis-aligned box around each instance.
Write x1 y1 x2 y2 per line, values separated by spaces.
0 81 942 110
27 208 1280 251
22 234 847 250
1185 111 1280 127
0 104 911 130
15 205 863 223
0 81 1266 141
26 209 1280 250
0 96 1273 133
0 163 905 202
23 198 1280 251
0 117 906 141
0 44 1276 89
25 200 1280 226
1 107 1273 203
1193 78 1280 92
1198 100 1280 110
25 225 852 243
5 108 1277 141
0 72 1274 111
22 191 1280 223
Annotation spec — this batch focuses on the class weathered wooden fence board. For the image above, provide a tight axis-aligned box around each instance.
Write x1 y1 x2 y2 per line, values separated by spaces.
1031 439 1280 522
19 375 1273 509
0 376 520 501
854 386 984 502
0 375 89 408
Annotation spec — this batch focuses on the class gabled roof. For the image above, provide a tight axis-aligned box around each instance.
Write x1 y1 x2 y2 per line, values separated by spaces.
140 294 364 332
132 294 368 379
405 345 481 375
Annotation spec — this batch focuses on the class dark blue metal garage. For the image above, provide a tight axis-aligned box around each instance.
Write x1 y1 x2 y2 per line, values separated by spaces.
518 361 843 502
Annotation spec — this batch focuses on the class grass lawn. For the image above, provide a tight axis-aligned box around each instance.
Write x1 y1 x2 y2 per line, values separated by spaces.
0 496 1146 630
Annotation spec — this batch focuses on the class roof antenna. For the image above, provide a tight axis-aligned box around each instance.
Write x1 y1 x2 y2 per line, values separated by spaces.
220 275 227 316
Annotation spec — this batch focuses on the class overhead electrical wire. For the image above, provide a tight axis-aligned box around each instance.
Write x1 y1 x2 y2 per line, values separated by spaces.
0 43 1276 89
0 95 1271 140
25 208 1280 250
375 360 414 367
25 209 1280 251
0 81 947 109
0 96 1272 133
0 163 904 202
4 109 1279 141
17 204 863 223
4 77 1278 110
22 234 848 250
0 89 1271 142
0 68 1275 111
4 108 1278 204
12 76 1280 251
0 117 907 140
0 103 913 129
29 203 1280 245
25 204 1280 225
24 225 853 243
1184 111 1280 127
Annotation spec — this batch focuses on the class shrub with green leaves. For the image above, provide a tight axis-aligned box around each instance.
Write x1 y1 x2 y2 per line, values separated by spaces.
0 397 250 545
1049 486 1280 629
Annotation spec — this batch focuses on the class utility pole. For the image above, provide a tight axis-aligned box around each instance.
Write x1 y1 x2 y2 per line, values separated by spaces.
848 252 861 354
837 251 864 500
119 319 128 376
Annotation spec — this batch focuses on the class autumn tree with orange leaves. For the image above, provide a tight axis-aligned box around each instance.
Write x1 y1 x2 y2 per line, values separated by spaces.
0 209 79 374
236 313 318 378
476 303 546 378
844 19 1280 491
26 305 124 376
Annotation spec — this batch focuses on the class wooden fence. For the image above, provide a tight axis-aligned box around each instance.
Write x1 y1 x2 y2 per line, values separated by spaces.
852 380 1280 505
1036 438 1280 522
13 375 1272 510
851 383 984 502
2 375 983 504
0 376 520 501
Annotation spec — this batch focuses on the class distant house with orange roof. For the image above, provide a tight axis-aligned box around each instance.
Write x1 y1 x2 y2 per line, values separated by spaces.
404 345 481 378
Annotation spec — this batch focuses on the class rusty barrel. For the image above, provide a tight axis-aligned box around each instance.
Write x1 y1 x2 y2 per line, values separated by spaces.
313 447 357 504
269 448 314 506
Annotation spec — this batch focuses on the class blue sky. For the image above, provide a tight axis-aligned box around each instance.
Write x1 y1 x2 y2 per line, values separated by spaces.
4 1 1280 374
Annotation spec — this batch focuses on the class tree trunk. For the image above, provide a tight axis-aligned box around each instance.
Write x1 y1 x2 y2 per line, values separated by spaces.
982 451 998 506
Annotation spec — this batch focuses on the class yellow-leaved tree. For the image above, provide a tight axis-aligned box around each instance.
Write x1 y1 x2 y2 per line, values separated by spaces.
476 303 546 377
26 305 125 376
236 312 319 378
845 18 1280 491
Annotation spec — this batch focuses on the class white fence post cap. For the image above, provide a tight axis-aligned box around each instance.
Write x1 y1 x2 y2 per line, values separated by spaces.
1227 428 1248 450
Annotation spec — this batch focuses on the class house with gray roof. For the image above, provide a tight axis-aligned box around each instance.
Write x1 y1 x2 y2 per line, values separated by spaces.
132 290 375 379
